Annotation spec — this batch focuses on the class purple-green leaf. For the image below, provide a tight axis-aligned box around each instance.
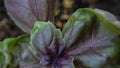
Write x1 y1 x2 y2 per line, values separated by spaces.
62 8 120 68
31 21 73 68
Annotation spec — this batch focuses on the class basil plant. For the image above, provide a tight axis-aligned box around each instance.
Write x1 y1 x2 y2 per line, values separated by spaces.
0 8 120 68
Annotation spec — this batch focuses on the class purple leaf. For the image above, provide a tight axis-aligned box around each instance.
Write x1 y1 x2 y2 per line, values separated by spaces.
68 34 116 55
4 0 55 33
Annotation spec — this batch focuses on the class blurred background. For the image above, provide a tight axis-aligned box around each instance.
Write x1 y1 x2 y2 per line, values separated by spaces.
0 0 120 41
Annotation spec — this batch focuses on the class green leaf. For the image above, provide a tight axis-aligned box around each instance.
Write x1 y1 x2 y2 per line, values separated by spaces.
95 9 120 30
0 34 36 68
93 8 120 34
